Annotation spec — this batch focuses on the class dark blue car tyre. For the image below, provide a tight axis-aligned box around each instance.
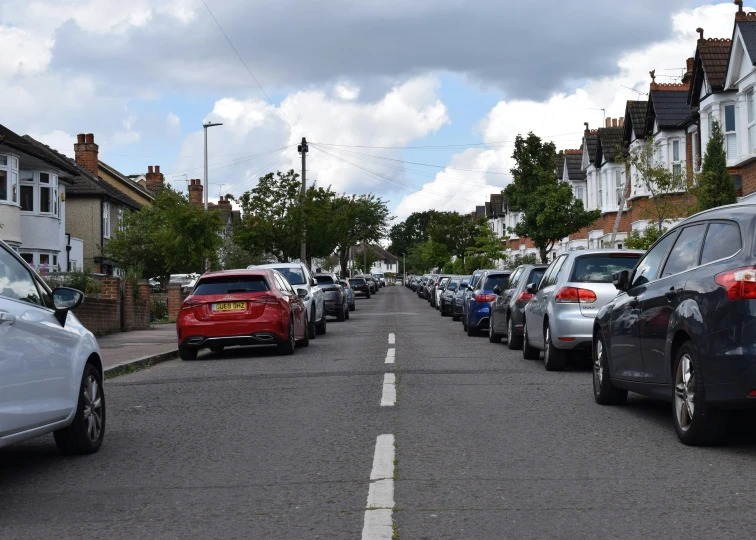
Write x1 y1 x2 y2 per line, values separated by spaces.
592 332 627 405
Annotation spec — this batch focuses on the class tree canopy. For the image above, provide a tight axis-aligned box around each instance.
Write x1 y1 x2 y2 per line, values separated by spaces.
696 119 737 212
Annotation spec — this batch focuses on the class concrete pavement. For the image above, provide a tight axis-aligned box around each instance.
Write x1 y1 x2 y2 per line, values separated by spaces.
96 323 178 369
2 287 756 539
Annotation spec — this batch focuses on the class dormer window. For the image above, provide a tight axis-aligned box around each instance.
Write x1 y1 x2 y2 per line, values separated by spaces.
724 104 737 160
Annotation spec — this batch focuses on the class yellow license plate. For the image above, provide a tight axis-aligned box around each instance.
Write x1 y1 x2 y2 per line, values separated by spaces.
212 302 246 312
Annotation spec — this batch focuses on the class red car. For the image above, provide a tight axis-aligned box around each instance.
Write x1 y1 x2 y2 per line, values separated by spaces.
176 269 309 360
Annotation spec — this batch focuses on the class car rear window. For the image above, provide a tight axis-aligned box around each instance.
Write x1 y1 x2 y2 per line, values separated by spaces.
350 279 366 285
315 275 335 285
274 267 306 285
482 274 510 291
570 254 641 283
700 222 741 265
527 269 546 286
193 276 269 295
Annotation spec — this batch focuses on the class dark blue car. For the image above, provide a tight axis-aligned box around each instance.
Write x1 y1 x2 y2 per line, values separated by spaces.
593 204 756 445
463 270 512 336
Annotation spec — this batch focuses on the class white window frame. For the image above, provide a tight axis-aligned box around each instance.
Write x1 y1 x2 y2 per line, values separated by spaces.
0 154 19 204
103 202 111 239
724 103 737 161
748 89 756 154
118 207 125 231
691 131 700 174
598 172 604 211
615 169 623 207
575 185 584 205
671 139 682 177
18 170 59 216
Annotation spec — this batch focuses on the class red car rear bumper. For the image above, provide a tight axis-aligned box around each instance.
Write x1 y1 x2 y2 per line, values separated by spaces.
177 311 289 348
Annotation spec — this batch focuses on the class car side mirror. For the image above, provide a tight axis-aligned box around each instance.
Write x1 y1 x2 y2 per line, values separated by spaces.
613 270 630 292
493 285 502 295
526 283 537 295
52 287 84 326
296 288 309 299
311 278 317 287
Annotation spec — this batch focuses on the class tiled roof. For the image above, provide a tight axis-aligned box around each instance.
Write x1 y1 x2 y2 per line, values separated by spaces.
99 160 154 200
624 100 648 141
738 20 756 70
596 127 624 163
0 125 80 177
700 38 731 90
22 136 142 210
475 205 486 218
584 133 599 165
649 90 692 130
490 193 504 214
565 153 586 181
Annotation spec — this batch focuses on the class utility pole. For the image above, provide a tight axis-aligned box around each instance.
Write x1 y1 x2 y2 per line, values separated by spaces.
403 253 406 279
298 137 308 263
364 241 367 274
203 122 223 211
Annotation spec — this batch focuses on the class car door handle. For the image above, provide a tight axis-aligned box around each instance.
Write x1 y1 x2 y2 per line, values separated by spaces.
0 311 17 325
628 297 640 308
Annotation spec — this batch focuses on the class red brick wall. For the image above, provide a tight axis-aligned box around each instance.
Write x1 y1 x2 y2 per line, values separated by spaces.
627 193 695 229
74 298 120 335
735 160 756 197
168 284 183 321
74 133 99 177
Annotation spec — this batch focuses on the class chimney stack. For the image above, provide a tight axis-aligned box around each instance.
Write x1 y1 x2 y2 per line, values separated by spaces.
619 117 624 127
584 122 590 135
74 133 99 177
605 118 612 128
145 165 165 194
612 118 618 127
188 179 203 206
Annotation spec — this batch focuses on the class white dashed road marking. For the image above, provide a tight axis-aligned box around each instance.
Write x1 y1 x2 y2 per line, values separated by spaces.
380 374 396 406
388 332 395 344
361 434 395 540
384 348 395 364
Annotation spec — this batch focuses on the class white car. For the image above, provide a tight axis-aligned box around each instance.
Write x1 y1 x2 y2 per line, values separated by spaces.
251 262 326 337
372 273 386 287
0 240 105 454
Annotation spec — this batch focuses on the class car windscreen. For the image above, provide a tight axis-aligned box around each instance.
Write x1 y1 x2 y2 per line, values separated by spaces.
274 267 306 285
569 254 641 283
193 276 269 295
315 275 335 285
350 279 366 285
446 280 459 291
482 274 510 291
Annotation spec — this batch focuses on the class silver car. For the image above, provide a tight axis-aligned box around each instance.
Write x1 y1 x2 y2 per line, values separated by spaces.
522 250 644 371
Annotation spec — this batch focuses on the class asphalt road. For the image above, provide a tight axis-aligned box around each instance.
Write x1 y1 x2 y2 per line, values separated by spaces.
2 286 756 539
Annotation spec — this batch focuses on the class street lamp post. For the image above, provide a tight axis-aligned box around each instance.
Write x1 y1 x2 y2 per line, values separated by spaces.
203 122 223 210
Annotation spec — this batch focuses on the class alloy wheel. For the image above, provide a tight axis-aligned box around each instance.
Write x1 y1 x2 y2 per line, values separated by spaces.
83 375 103 443
594 338 604 391
674 354 696 432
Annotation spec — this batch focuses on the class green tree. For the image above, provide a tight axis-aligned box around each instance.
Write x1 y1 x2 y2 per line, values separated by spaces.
695 119 737 211
219 236 271 270
331 194 391 277
387 210 439 257
427 212 481 272
505 133 600 263
232 170 304 262
106 186 224 284
466 220 507 268
625 226 666 250
622 137 695 234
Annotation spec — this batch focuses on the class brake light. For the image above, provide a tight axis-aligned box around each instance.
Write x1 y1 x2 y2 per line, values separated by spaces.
181 298 201 310
749 390 756 398
475 294 497 303
517 291 533 302
250 294 280 305
715 266 756 300
555 287 597 304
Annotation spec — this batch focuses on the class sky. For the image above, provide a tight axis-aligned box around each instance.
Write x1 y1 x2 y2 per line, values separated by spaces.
0 0 748 227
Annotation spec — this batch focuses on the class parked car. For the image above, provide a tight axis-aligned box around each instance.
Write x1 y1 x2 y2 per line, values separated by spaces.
461 269 498 323
349 277 371 298
425 274 440 302
440 276 462 316
314 273 349 321
489 264 548 348
372 273 386 287
434 276 451 309
253 262 326 337
361 274 378 294
463 270 512 336
522 249 643 370
177 269 310 359
452 277 472 321
170 273 200 294
340 279 356 311
0 240 106 455
593 206 756 445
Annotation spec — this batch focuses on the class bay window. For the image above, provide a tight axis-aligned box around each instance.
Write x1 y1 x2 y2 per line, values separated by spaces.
20 171 34 212
691 132 699 173
615 170 623 206
598 173 603 210
749 90 756 154
18 170 60 215
725 104 737 160
671 139 682 177
575 186 584 205
0 154 19 204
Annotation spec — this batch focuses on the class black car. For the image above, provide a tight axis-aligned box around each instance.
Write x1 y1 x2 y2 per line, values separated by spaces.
349 277 371 298
489 264 548 348
593 204 756 445
440 276 462 316
452 276 472 321
314 273 349 321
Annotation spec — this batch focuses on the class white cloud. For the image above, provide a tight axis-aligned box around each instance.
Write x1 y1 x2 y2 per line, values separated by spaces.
392 3 742 221
26 130 75 155
171 76 450 198
334 83 360 101
166 112 181 128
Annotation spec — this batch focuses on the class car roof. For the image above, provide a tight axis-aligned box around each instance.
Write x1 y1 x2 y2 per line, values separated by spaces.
253 262 305 269
200 269 274 279
562 249 645 258
678 202 756 226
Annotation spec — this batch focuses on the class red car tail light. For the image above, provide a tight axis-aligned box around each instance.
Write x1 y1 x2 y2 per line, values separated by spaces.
475 293 497 303
555 287 597 304
181 298 202 310
715 267 756 300
250 294 281 305
517 291 533 302
749 390 756 398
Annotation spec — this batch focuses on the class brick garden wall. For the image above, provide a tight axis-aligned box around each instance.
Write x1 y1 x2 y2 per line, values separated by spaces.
72 277 152 335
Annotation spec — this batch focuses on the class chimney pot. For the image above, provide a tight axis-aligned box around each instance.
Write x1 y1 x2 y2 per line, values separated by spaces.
155 165 160 173
85 133 94 144
77 134 85 143
605 118 612 128
687 57 695 73
148 166 154 173
612 118 618 127
619 118 624 127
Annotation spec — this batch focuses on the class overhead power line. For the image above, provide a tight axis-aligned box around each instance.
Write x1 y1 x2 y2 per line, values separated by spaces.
311 131 586 150
201 0 293 130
